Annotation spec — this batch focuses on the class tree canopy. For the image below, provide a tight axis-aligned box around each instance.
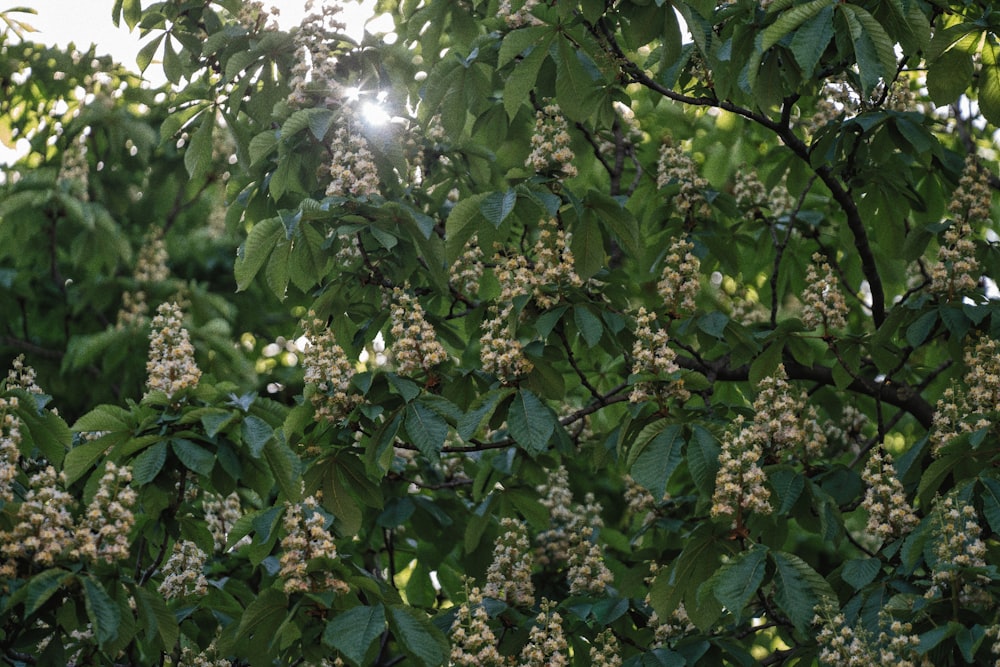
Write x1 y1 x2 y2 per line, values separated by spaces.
3 0 1000 664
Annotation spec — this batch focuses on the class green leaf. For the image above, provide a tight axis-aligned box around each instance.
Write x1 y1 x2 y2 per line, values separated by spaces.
136 33 164 72
457 389 514 442
507 389 554 456
649 524 724 619
242 415 274 457
236 217 282 291
133 585 179 649
387 605 449 667
769 466 805 514
404 401 449 462
571 213 605 280
62 439 109 485
498 25 550 67
979 476 1000 533
712 546 769 619
323 604 387 666
789 6 834 76
72 404 130 433
842 557 881 591
184 110 214 181
480 190 517 227
630 424 684 500
555 37 600 122
132 441 167 484
264 439 301 502
573 305 603 348
839 4 897 95
760 0 836 54
688 426 721 497
979 38 1000 128
122 0 141 29
445 193 488 263
235 587 288 660
25 568 70 616
82 576 120 646
504 43 549 120
770 551 835 633
171 438 215 476
927 48 975 107
162 35 182 84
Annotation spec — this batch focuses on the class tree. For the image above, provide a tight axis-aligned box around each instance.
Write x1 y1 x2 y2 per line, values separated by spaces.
2 0 1000 663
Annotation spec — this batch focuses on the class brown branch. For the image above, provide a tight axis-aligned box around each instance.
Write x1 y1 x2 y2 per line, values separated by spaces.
675 353 934 429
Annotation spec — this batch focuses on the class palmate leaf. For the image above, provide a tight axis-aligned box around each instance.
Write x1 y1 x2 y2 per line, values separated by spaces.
235 217 282 291
387 605 449 667
838 4 898 95
507 389 555 456
760 0 836 54
979 37 1000 128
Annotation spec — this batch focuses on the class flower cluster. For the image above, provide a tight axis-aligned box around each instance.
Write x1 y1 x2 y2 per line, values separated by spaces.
814 603 929 667
158 540 209 600
628 307 688 405
389 287 449 376
236 0 280 33
279 496 349 595
624 473 663 526
567 525 615 595
301 315 361 423
484 517 535 607
802 252 848 331
480 251 536 382
77 462 137 563
657 143 710 219
286 0 347 108
589 629 622 667
5 354 42 394
0 466 77 575
924 494 990 605
118 227 170 329
533 466 615 592
450 237 485 297
929 157 989 297
931 335 1000 453
711 415 772 524
203 491 246 552
754 364 826 459
800 79 858 137
657 238 701 314
0 398 22 503
498 0 542 28
525 103 577 179
146 301 202 399
449 584 507 666
177 640 233 667
518 599 568 667
532 217 583 307
860 445 918 541
323 125 380 198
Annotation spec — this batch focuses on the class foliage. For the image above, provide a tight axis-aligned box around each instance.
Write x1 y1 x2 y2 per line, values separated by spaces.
3 0 1000 664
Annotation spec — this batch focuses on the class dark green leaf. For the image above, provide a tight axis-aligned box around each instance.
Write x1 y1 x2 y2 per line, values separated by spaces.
171 438 215 476
712 546 769 619
242 415 274 457
771 551 834 633
630 424 684 499
25 569 70 616
841 557 881 591
323 605 387 666
132 441 168 485
573 305 603 348
405 401 449 462
387 605 449 667
508 389 554 456
82 576 120 646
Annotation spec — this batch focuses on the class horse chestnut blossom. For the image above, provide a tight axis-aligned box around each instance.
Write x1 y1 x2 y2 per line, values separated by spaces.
525 102 578 179
929 156 990 298
448 584 507 666
629 307 688 405
389 286 449 376
860 445 919 541
145 301 201 399
657 142 711 219
0 398 21 503
300 315 361 422
158 540 209 599
279 496 349 595
657 237 701 315
483 517 535 607
802 252 848 331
